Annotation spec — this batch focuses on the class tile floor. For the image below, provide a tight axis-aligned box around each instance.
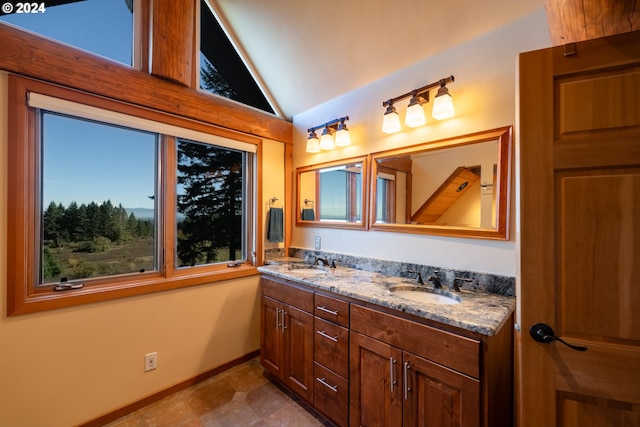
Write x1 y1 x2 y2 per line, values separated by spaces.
104 357 335 427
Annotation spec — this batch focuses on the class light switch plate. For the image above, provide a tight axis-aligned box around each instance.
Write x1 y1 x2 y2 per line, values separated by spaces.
314 236 321 250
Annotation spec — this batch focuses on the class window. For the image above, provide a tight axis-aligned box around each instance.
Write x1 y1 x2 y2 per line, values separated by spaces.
41 112 158 284
7 76 258 316
319 166 362 222
176 139 250 267
199 0 276 115
0 0 135 66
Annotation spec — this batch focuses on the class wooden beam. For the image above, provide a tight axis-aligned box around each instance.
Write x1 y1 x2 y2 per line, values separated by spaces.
0 23 292 143
545 0 640 45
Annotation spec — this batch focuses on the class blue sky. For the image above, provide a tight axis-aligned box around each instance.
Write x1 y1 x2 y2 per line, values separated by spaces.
43 113 156 209
1 1 160 209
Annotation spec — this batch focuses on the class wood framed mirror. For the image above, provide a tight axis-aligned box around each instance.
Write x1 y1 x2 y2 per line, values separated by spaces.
296 156 369 230
369 126 512 239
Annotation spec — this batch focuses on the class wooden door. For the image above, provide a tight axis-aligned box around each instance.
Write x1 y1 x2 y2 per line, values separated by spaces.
261 295 283 379
518 31 640 426
283 304 314 402
403 352 480 427
350 331 403 427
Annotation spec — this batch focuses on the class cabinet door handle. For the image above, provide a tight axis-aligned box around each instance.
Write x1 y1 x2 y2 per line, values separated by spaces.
316 306 339 316
275 308 281 329
316 330 338 342
316 377 338 393
389 357 397 393
281 310 287 333
403 362 412 400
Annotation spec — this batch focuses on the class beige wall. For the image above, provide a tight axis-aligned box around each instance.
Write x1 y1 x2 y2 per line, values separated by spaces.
291 9 551 276
0 71 278 427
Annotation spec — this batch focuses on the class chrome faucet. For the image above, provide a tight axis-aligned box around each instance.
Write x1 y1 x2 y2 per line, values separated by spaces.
427 270 443 289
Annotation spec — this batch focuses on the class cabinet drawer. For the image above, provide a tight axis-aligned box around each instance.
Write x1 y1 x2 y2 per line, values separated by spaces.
351 304 481 378
314 317 349 379
314 293 349 327
261 277 314 313
314 362 349 427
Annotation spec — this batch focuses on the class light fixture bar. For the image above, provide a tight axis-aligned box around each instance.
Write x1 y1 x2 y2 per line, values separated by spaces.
306 116 351 153
307 116 350 133
382 76 454 108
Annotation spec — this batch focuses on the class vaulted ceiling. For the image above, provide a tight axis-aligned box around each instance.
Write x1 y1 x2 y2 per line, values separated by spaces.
213 0 546 119
212 0 640 120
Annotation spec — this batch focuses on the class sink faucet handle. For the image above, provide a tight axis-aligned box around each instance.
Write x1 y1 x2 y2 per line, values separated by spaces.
427 271 443 289
406 270 424 284
452 277 473 292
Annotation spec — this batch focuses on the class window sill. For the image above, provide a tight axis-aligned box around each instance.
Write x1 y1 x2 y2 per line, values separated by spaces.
8 265 259 316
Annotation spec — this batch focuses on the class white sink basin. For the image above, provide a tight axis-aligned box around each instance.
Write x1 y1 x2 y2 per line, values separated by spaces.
391 286 461 305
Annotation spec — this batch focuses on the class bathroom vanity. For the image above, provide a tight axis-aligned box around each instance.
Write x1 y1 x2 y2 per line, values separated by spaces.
258 261 514 427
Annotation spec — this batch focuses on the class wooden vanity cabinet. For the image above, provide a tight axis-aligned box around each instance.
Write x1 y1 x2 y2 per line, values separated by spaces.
261 277 314 402
350 304 512 427
260 275 513 427
313 293 350 427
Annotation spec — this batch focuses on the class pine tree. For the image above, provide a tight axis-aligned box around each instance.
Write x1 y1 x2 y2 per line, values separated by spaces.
176 140 243 266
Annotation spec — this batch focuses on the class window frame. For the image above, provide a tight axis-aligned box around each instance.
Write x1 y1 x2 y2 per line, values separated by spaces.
7 75 261 316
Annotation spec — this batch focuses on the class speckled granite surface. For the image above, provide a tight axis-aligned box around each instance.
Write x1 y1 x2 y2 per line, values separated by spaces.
258 259 514 337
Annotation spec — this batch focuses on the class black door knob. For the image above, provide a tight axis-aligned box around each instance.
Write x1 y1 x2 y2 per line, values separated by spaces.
529 323 587 352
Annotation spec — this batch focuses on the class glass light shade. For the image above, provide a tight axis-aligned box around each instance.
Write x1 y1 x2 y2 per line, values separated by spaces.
405 102 426 127
319 128 335 150
306 134 320 153
335 128 351 146
382 108 401 134
432 87 455 120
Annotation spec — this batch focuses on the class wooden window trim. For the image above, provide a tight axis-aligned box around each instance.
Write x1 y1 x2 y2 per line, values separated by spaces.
6 74 262 316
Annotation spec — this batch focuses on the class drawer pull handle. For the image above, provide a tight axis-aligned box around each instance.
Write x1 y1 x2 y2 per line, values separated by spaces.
281 310 287 333
403 362 412 400
316 377 338 393
317 306 339 316
316 330 338 342
389 357 397 393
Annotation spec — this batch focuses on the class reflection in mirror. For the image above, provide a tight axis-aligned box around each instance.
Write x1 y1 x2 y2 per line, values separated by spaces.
370 126 512 239
296 156 368 230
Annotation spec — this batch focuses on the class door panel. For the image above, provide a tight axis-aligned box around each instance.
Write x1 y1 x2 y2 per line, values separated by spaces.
557 171 640 344
284 304 314 401
261 296 283 378
518 30 640 427
403 352 480 427
350 331 402 427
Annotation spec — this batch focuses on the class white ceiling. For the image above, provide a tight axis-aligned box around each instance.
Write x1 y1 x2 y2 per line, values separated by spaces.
213 0 545 120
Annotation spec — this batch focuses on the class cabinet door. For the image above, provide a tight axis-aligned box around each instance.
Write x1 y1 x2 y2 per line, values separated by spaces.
283 304 314 402
350 331 403 427
261 295 284 379
403 351 480 427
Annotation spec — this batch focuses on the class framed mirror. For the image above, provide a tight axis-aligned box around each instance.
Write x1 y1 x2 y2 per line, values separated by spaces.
369 126 512 239
296 156 369 230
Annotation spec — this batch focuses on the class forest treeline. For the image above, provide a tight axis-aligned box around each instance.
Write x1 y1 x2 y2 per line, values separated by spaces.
43 200 153 250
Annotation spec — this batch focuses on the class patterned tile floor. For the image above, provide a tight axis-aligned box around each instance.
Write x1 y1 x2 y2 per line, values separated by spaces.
104 357 335 427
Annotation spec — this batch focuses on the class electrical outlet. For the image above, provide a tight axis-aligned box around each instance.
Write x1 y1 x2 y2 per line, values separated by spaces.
145 352 157 371
314 236 321 250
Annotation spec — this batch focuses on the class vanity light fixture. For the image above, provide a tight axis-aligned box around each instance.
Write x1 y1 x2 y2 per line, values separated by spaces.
381 75 455 134
306 116 351 153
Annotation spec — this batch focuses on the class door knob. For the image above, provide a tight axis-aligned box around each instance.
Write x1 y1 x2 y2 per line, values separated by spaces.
529 323 587 352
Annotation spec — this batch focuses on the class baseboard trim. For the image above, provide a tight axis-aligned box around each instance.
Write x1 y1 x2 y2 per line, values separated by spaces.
78 350 260 427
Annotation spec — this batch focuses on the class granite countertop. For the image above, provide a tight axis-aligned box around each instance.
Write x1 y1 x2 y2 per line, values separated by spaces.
258 259 515 336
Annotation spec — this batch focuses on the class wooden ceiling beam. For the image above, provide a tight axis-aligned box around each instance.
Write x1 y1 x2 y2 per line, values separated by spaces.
545 0 640 45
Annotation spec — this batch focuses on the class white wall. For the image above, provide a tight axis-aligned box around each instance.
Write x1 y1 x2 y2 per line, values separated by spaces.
291 9 551 276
